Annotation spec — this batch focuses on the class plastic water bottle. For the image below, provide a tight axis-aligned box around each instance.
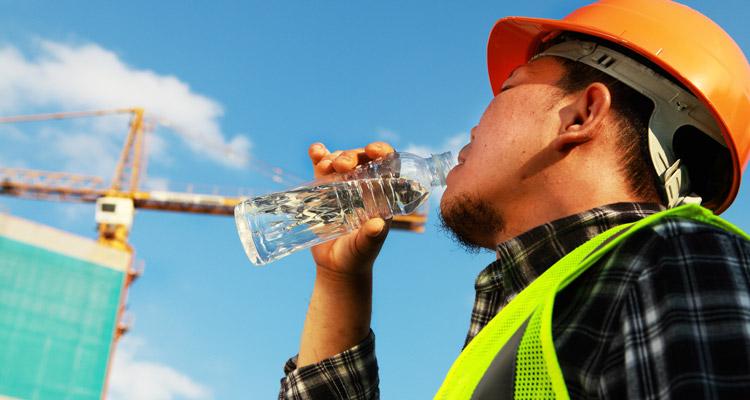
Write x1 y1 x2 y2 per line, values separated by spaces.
234 151 456 265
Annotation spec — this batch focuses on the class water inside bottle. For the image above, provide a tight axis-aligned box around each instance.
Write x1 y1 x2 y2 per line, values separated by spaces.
236 176 429 265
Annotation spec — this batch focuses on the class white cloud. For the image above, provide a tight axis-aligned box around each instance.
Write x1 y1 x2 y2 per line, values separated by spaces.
0 39 250 169
403 131 467 159
145 131 172 167
52 128 122 174
108 336 212 400
375 127 400 144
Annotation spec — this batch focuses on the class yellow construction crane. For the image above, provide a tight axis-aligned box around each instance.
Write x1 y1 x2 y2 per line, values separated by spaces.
0 107 428 400
0 108 428 255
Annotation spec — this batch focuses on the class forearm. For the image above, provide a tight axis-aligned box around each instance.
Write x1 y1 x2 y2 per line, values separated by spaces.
297 266 373 367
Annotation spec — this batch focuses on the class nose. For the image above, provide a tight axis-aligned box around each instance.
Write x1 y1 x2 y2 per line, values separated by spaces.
458 127 475 164
458 144 468 164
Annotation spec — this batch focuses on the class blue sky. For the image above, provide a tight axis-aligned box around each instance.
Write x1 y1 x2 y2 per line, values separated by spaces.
1 1 749 399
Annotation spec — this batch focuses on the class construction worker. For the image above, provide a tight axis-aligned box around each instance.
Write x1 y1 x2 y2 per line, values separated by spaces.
279 0 750 398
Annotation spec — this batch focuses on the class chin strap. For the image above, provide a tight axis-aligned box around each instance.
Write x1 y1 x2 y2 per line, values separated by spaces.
648 128 702 208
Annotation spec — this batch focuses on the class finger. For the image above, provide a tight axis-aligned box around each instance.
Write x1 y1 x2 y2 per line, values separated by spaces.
364 142 395 160
309 143 329 165
332 149 366 173
314 159 334 178
350 148 372 165
321 150 343 163
352 218 390 261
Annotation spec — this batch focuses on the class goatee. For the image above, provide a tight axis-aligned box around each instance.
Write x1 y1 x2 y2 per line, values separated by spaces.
439 193 504 253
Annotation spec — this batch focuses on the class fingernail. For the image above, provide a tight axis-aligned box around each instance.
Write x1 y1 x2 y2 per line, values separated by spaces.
339 156 352 163
367 221 384 237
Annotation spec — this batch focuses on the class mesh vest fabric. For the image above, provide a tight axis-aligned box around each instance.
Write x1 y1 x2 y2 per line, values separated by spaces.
435 204 749 399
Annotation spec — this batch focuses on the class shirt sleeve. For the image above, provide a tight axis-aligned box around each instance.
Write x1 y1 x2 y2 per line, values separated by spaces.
619 222 750 399
279 330 379 400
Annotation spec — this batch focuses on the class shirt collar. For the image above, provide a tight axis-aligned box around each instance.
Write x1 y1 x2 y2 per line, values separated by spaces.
475 202 664 294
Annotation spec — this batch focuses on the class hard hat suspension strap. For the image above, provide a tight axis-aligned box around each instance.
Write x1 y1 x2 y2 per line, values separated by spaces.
534 38 724 207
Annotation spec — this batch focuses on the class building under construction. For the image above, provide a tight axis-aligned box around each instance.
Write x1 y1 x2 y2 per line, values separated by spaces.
0 213 129 399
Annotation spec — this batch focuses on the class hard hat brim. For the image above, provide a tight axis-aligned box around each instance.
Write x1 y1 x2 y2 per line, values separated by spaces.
487 16 623 95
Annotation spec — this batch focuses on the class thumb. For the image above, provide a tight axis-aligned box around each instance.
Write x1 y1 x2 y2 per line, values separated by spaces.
352 218 390 261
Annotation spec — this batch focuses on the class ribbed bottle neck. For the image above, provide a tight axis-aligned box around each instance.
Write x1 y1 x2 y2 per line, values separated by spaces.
427 151 456 187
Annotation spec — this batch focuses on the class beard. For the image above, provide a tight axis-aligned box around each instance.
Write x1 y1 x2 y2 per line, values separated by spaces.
439 193 505 253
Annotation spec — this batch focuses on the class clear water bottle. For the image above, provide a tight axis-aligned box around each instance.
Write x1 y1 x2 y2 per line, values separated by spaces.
234 151 456 265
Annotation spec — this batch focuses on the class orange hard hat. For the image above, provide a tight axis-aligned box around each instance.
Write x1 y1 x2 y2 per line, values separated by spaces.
487 0 750 213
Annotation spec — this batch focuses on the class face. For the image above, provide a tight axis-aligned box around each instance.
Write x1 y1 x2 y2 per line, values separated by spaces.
440 57 568 249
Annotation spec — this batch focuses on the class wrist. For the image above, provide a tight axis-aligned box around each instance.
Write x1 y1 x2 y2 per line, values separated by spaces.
297 264 373 367
315 262 374 283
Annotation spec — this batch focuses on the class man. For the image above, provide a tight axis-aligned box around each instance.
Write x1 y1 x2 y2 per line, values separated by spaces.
279 0 750 398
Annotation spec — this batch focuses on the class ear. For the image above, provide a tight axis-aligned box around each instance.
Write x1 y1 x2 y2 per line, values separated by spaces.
553 82 612 153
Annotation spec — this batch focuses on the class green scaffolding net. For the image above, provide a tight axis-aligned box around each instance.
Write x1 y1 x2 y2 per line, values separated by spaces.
0 235 126 400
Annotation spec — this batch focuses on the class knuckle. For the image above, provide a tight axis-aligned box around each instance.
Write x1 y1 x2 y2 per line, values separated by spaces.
316 159 332 171
366 141 393 155
332 162 349 172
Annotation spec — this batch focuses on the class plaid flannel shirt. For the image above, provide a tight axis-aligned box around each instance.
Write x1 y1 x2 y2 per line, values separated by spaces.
279 203 750 399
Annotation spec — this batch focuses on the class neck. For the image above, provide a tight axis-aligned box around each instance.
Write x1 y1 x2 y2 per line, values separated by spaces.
492 181 645 246
488 137 662 247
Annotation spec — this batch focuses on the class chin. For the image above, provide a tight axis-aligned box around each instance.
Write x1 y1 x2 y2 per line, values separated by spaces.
438 191 505 253
439 183 460 211
439 190 450 215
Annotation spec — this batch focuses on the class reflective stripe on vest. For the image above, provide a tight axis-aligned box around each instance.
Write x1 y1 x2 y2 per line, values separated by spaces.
435 204 750 399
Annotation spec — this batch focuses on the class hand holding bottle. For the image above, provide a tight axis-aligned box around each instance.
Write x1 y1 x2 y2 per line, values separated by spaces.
295 141 395 368
288 141 454 367
307 141 395 277
234 143 453 266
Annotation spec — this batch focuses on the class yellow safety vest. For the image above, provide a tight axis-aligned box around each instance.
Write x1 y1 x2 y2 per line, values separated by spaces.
435 204 749 399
